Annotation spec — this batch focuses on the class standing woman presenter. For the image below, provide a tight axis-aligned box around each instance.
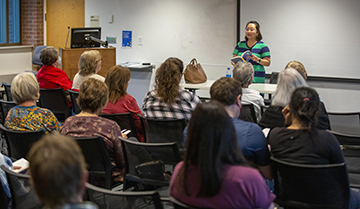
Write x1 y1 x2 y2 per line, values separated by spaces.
233 21 271 83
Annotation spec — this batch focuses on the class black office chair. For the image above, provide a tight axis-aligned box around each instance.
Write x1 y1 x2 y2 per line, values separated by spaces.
86 182 164 209
264 72 279 105
0 124 45 160
0 100 16 124
39 88 71 122
101 113 139 139
68 89 81 114
239 103 257 123
327 112 360 135
329 130 360 187
120 137 182 191
139 115 187 151
1 82 12 101
73 136 113 189
1 165 42 209
271 157 349 209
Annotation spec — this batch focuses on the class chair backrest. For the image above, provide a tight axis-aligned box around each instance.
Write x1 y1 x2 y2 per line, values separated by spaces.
0 100 16 124
142 115 187 150
32 45 47 66
138 113 148 142
1 82 12 101
120 137 182 190
73 136 113 189
271 157 349 209
101 113 139 139
0 124 45 160
85 182 163 209
269 72 279 84
39 88 71 122
239 103 257 123
1 165 42 209
327 112 360 135
68 89 81 114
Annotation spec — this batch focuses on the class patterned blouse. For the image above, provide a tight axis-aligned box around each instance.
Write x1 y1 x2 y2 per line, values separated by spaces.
60 116 125 184
142 89 201 120
5 105 61 133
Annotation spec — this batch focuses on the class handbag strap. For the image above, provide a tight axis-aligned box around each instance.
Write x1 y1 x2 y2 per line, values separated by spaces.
190 58 197 66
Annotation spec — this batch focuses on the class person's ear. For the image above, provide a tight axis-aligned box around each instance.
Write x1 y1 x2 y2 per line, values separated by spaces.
236 94 241 106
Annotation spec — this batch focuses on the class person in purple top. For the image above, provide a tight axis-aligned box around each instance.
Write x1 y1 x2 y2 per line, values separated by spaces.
170 101 275 209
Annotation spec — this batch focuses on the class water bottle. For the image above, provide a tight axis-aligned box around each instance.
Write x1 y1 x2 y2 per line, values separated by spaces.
226 67 231 77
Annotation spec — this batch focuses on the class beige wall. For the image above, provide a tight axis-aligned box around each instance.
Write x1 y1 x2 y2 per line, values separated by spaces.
46 0 84 50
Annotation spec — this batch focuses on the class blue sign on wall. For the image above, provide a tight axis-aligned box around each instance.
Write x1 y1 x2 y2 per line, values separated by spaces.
122 30 132 47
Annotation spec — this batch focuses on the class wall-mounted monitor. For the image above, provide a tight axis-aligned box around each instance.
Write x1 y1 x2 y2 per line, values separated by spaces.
70 27 101 48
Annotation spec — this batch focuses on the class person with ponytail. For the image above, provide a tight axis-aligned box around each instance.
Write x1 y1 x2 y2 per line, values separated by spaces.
269 86 360 209
142 57 201 120
170 102 275 209
269 86 343 164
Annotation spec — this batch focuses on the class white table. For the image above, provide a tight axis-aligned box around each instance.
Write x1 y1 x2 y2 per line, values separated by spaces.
181 80 277 94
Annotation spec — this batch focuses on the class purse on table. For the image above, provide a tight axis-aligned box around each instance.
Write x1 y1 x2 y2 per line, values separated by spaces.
184 58 207 84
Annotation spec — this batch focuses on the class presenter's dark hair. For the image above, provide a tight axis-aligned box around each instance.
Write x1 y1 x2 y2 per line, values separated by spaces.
245 20 263 41
155 57 183 105
180 101 246 197
289 87 320 130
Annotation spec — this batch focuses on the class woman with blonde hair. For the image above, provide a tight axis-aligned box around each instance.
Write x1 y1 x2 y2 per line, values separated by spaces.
103 65 145 142
142 57 201 120
5 72 61 133
72 50 105 89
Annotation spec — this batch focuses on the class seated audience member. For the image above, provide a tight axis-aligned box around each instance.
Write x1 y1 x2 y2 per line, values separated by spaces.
259 68 330 130
72 50 105 89
170 102 275 209
285 60 330 130
36 46 72 91
61 78 126 185
233 62 265 122
5 72 61 133
102 65 145 142
268 87 360 209
142 57 201 120
28 134 98 209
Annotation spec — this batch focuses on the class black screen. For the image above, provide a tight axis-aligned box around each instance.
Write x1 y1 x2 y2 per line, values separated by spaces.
70 27 101 48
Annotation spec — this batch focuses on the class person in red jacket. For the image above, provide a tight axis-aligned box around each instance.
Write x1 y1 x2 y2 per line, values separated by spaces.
36 46 72 91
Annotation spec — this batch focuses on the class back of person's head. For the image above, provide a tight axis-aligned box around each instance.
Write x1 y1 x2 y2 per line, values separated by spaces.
285 61 307 80
11 72 40 104
77 78 108 113
289 87 320 130
272 68 308 107
105 65 131 103
78 50 102 76
155 57 183 104
232 62 254 88
40 46 59 66
27 134 87 208
182 101 245 197
210 77 242 106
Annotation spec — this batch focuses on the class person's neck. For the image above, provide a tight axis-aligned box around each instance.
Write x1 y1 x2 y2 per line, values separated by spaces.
287 118 306 130
247 39 257 46
19 100 37 107
224 104 240 118
77 111 99 117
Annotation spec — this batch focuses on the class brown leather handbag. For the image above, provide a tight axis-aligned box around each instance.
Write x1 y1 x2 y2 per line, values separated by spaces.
184 58 207 84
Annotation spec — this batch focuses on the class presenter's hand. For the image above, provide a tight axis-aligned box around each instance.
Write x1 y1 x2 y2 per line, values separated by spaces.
250 54 260 62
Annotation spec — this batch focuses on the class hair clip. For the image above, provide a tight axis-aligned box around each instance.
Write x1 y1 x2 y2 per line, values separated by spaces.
303 98 310 101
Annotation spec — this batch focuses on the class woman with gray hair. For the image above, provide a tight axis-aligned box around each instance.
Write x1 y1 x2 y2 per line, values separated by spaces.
5 72 61 133
258 68 330 130
233 62 265 122
72 50 105 89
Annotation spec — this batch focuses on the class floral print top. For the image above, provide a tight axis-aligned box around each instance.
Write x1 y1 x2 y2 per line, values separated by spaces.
5 105 61 133
60 116 125 183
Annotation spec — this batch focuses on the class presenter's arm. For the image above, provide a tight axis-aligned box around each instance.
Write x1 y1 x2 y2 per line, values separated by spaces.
251 55 271 67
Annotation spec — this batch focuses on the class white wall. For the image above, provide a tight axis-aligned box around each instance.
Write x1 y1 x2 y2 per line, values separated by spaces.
240 0 360 79
85 0 237 79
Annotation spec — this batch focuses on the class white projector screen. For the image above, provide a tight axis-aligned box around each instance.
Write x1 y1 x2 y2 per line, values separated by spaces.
240 0 360 79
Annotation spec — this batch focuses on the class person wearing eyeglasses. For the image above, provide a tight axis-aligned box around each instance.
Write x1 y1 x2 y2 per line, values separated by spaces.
232 21 271 84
